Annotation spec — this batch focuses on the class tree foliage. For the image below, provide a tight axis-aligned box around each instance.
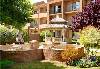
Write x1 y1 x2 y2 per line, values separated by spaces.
78 26 100 47
0 0 33 29
72 1 100 31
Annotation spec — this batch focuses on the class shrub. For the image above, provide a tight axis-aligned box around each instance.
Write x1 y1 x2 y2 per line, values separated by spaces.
69 55 100 68
78 59 98 68
61 45 85 63
97 56 100 66
0 25 29 45
78 26 100 48
0 25 18 45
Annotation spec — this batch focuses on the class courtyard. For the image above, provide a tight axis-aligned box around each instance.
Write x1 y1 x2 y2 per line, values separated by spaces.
0 0 100 69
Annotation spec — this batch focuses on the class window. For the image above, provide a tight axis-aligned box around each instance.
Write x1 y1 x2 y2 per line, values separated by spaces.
55 30 61 38
55 6 58 13
67 2 80 11
72 2 80 11
72 3 76 10
51 5 61 14
75 2 80 10
51 6 55 14
57 5 61 13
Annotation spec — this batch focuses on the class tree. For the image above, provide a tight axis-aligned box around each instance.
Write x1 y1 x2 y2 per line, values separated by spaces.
77 26 100 47
0 0 33 29
72 1 100 31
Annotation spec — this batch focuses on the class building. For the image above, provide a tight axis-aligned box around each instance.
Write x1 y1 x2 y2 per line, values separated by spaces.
31 0 93 43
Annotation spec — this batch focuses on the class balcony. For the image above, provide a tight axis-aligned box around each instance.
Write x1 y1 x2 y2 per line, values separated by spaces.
32 13 47 18
65 11 78 14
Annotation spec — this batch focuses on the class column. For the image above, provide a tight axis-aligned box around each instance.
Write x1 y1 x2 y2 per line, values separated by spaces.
63 29 65 42
79 0 83 12
62 29 64 42
47 3 50 24
62 0 64 18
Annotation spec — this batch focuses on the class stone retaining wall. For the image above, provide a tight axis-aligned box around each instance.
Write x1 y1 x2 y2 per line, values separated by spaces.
43 45 85 62
1 49 44 62
0 44 85 62
43 49 64 61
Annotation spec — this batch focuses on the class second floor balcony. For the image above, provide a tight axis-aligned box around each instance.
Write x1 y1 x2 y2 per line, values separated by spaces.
32 13 47 18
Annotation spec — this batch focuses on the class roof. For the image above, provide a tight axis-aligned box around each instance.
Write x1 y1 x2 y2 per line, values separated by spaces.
39 24 68 29
51 15 67 23
51 18 67 23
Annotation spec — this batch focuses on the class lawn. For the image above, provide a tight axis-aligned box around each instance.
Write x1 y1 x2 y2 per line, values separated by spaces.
8 61 65 69
2 60 99 69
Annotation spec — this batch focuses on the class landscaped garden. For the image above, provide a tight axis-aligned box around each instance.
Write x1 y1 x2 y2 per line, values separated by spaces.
0 0 100 69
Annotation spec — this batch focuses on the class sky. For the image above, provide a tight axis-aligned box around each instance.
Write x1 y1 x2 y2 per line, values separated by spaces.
30 0 47 3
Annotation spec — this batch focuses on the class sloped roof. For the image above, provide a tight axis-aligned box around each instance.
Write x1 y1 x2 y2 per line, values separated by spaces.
39 24 68 29
51 18 66 23
51 15 67 23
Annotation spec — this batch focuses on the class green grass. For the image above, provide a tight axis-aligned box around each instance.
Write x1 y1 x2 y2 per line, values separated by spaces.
7 60 100 69
9 61 65 69
0 60 15 69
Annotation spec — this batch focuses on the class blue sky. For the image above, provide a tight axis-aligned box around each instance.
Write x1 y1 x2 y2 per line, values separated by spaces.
30 0 47 3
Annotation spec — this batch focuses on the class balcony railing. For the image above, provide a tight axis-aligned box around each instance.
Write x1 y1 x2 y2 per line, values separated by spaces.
50 9 61 14
45 37 62 43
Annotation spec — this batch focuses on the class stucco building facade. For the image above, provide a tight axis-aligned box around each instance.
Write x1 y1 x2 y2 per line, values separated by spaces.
31 0 94 43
